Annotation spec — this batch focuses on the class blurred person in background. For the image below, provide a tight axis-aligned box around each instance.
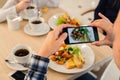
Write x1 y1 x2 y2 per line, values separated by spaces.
0 0 60 22
94 0 120 35
94 0 120 23
89 11 120 69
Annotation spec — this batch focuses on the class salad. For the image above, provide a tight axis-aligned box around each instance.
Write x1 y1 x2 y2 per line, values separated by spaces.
56 13 82 27
71 27 91 42
50 44 85 69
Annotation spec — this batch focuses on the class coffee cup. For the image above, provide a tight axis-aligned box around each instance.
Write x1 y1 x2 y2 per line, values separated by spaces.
12 44 32 64
25 5 38 19
29 17 45 31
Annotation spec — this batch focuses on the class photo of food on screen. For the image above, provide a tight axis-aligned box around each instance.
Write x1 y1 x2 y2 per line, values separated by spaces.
68 27 95 43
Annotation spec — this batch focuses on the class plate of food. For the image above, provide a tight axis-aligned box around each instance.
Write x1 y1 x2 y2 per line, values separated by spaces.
49 44 95 74
48 13 85 29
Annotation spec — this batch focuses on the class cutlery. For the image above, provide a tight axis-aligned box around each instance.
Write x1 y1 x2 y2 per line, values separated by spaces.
12 17 22 22
81 8 95 16
5 59 29 68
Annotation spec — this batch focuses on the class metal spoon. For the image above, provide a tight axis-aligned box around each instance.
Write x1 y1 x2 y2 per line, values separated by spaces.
12 17 22 22
5 59 29 68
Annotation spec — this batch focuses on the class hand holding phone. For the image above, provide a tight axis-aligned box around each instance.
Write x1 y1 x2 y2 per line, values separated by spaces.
62 26 99 44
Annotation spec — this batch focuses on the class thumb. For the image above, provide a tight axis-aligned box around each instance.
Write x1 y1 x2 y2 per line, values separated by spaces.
57 32 67 45
98 13 109 21
92 40 106 46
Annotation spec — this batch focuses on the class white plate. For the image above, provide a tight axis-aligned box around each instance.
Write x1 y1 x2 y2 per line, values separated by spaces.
24 23 50 36
48 44 95 74
5 52 30 71
48 13 86 29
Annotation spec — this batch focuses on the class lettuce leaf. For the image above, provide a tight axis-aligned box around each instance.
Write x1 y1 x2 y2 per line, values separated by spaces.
56 18 63 26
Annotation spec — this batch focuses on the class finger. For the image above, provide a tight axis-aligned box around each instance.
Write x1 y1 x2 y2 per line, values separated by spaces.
88 20 101 28
56 24 71 32
89 19 109 31
98 13 109 21
56 32 67 45
54 24 71 35
92 40 107 46
91 41 102 46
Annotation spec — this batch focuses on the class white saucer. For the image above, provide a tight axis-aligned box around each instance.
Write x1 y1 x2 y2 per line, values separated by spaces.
5 52 29 71
24 23 50 36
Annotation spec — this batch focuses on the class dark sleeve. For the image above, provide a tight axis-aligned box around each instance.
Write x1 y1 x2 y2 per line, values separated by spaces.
119 3 120 9
94 0 108 20
24 54 49 80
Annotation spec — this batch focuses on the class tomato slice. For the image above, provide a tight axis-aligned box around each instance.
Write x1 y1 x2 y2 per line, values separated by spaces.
54 51 60 56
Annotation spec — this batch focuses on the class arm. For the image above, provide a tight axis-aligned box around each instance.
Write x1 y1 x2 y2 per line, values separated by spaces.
24 24 70 80
24 55 49 80
113 10 120 69
0 0 30 23
94 0 107 20
0 0 18 22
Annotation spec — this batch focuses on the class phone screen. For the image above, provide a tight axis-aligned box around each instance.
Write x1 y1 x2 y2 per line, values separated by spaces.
63 26 99 44
11 71 25 80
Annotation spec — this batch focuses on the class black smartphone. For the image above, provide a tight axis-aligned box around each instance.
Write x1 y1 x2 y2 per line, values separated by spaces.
62 26 99 44
75 72 97 80
9 71 25 80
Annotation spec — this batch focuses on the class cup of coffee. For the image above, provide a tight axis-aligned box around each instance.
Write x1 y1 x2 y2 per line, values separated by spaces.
12 44 32 64
26 6 35 9
25 5 38 19
29 17 45 31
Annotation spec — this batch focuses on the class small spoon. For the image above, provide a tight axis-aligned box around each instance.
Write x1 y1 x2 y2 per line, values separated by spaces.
5 59 29 68
12 17 22 22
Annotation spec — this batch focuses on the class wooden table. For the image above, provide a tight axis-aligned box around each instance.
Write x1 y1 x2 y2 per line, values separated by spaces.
0 8 113 80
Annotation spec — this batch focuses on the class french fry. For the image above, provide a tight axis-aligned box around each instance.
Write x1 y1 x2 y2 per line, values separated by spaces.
73 55 83 68
78 52 85 64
